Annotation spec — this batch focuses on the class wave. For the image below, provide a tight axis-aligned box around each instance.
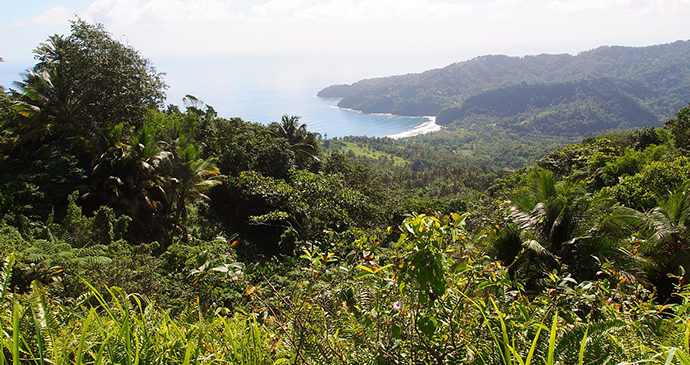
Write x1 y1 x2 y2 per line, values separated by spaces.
386 117 442 139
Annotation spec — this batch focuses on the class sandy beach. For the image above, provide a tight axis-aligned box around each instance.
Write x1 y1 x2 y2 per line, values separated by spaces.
386 116 442 139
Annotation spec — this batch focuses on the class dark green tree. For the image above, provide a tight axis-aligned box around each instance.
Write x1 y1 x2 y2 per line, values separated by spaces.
605 187 690 302
665 104 690 151
270 115 320 170
11 67 83 146
501 168 640 289
167 144 222 242
30 19 166 137
87 124 170 242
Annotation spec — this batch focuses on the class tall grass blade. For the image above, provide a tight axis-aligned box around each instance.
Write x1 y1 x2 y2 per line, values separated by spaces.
29 307 45 365
182 342 194 365
123 316 132 365
577 328 588 365
546 312 558 365
676 348 690 365
93 341 106 365
665 348 676 365
80 280 117 323
462 294 505 365
684 319 690 353
490 297 512 365
75 309 94 365
525 324 545 365
12 300 20 365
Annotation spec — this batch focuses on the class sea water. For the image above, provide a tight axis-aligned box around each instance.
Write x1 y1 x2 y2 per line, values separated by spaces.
1 56 437 138
160 56 437 139
207 86 431 138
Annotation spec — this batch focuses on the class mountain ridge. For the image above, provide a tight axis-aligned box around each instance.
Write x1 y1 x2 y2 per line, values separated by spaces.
317 40 690 135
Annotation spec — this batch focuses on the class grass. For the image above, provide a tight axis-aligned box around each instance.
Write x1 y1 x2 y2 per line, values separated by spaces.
0 280 290 365
329 141 409 167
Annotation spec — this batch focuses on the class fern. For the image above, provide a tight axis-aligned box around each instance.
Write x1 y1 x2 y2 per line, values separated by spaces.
556 319 626 364
0 253 15 303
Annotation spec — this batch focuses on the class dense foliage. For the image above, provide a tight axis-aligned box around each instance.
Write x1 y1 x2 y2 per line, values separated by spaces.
319 41 690 121
1 21 690 364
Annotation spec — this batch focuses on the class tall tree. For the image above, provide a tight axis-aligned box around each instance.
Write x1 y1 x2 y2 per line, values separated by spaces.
167 143 222 242
270 115 320 170
30 19 166 137
502 168 640 289
87 124 170 243
11 67 83 145
606 187 690 302
665 104 690 151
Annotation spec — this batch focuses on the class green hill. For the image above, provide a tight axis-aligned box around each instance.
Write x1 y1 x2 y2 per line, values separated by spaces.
318 41 690 134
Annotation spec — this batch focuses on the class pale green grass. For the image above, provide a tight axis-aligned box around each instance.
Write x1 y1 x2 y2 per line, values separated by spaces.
331 141 408 167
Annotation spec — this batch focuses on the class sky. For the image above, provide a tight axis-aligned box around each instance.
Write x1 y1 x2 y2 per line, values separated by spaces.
2 0 690 103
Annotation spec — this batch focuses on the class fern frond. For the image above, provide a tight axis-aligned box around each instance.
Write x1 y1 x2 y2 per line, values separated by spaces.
0 253 16 303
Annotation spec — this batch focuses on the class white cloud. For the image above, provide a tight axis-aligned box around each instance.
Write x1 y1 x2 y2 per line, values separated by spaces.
250 0 472 21
547 0 669 12
72 0 476 26
82 0 241 25
7 0 690 63
11 5 73 27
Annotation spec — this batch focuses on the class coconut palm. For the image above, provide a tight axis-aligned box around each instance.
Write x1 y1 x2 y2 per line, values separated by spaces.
86 124 170 243
270 115 320 170
11 66 83 144
500 168 640 290
605 186 690 301
167 143 222 241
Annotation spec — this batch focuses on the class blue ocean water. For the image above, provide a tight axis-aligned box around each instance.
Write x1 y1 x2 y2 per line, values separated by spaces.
2 57 432 138
159 56 435 138
207 86 428 138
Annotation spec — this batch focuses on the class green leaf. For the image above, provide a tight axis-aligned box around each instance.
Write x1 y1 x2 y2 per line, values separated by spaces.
418 315 437 337
356 265 375 274
392 324 403 339
546 312 559 365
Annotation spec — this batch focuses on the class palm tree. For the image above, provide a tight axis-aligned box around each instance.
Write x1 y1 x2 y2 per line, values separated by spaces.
87 124 170 243
11 66 83 144
605 187 690 301
270 115 320 170
499 168 640 290
167 144 222 241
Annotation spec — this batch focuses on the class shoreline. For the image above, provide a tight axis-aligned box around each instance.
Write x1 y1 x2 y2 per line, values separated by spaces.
316 95 442 138
386 116 442 139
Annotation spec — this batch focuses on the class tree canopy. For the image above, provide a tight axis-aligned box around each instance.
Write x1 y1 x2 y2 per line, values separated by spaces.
15 19 166 143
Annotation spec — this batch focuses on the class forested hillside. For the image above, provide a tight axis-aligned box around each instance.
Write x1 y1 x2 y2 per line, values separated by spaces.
319 41 690 135
2 20 690 364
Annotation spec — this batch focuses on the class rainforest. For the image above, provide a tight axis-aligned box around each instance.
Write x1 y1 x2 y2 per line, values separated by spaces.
1 20 690 364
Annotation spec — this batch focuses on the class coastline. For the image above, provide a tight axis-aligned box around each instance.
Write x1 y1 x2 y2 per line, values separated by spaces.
386 116 442 139
316 95 442 138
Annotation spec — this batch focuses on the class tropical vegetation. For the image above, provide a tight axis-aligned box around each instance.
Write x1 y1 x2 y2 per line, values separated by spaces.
0 19 690 364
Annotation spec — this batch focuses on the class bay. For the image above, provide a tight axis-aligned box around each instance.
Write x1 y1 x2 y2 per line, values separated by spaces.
159 56 439 139
2 56 438 138
207 86 430 138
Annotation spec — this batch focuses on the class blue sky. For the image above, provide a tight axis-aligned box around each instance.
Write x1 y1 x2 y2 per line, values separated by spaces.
2 0 690 97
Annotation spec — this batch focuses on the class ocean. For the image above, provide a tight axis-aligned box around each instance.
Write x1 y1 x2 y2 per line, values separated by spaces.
204 85 435 138
1 56 440 138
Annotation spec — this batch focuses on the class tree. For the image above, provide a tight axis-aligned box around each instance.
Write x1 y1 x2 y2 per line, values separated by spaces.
11 67 83 145
665 104 690 151
606 187 690 302
501 168 640 290
167 144 222 242
87 124 170 242
30 19 166 136
270 115 320 170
